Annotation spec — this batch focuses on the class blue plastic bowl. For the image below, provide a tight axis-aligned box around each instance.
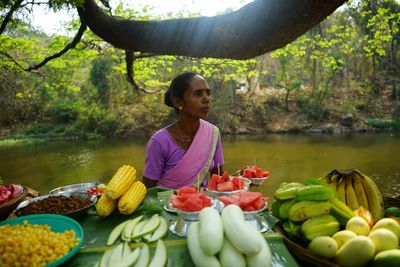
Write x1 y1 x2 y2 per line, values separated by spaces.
0 214 84 266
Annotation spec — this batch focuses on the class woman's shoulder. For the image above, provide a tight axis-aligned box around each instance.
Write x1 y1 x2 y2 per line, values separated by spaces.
149 128 170 142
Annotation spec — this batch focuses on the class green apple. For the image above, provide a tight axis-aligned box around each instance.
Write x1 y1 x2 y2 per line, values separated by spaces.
308 236 338 258
369 228 398 253
332 230 357 249
371 218 400 240
346 216 370 236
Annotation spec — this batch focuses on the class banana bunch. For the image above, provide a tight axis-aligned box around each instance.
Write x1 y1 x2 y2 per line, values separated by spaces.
321 169 384 223
272 180 354 241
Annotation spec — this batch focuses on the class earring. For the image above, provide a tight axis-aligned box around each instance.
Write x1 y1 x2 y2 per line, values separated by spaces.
179 106 183 110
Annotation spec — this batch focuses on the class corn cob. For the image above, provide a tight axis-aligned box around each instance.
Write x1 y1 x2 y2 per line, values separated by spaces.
106 165 137 199
118 181 147 215
96 193 118 217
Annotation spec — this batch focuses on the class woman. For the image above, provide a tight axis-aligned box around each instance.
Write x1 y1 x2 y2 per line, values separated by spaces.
143 72 224 189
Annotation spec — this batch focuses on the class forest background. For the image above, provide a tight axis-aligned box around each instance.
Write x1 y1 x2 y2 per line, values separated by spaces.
1 0 399 141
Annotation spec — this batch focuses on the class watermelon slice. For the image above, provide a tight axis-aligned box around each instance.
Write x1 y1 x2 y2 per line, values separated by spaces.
239 191 263 206
180 197 203 212
208 174 219 190
217 181 234 192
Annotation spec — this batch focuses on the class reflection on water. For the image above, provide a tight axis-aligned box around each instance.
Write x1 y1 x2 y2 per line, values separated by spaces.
0 133 399 197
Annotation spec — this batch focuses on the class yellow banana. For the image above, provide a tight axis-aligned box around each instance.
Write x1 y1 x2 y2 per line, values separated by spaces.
359 173 384 223
336 177 346 203
345 177 359 210
352 173 369 211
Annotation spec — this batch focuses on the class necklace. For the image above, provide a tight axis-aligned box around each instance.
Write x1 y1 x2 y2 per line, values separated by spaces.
175 121 193 148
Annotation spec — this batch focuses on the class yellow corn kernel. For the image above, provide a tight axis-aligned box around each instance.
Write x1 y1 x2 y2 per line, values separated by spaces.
118 181 147 215
105 165 137 199
96 193 118 217
0 222 79 267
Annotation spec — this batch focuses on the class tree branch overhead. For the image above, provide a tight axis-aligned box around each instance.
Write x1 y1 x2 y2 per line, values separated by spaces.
77 0 347 59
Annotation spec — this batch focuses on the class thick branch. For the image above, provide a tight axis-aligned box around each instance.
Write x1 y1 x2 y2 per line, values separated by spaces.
26 22 87 71
0 0 24 34
77 0 346 59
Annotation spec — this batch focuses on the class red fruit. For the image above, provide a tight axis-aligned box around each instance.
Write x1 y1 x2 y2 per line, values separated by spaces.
262 171 270 178
217 181 234 192
239 191 262 206
242 168 253 178
180 197 203 212
208 174 219 190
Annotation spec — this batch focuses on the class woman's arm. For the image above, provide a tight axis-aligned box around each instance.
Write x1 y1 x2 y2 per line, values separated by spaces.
142 176 158 189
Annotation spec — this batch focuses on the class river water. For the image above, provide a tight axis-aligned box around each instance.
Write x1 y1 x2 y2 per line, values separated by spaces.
1 133 399 198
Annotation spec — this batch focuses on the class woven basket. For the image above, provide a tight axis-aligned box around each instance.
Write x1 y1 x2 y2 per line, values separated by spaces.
276 195 400 267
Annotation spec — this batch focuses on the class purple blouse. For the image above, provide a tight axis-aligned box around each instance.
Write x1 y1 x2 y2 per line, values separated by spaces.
143 127 224 187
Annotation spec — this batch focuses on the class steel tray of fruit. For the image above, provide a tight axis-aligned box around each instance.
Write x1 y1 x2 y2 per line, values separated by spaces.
0 185 28 221
205 175 251 198
237 166 270 185
13 191 97 219
49 182 103 196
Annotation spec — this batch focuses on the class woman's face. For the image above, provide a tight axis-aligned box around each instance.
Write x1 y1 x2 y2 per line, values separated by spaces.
180 75 211 119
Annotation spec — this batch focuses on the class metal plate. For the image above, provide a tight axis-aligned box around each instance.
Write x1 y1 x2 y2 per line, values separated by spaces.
13 191 97 219
49 182 101 195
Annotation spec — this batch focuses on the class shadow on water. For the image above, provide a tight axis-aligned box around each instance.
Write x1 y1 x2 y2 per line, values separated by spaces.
0 133 399 197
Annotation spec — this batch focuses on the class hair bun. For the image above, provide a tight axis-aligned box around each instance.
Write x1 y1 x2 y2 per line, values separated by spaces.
164 89 173 107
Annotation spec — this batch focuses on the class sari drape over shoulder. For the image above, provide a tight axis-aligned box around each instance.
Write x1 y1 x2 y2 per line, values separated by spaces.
158 119 219 189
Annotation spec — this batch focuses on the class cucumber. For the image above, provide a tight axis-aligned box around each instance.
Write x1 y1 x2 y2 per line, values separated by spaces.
187 222 221 267
131 220 147 242
108 242 124 266
148 239 167 267
131 214 161 240
115 247 141 267
148 216 168 242
122 215 143 241
221 204 262 255
99 247 114 267
107 219 131 246
199 207 224 256
134 244 150 267
121 241 132 258
246 233 272 267
219 237 246 267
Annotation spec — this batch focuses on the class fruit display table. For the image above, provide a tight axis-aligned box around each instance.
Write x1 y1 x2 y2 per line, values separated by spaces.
64 210 299 267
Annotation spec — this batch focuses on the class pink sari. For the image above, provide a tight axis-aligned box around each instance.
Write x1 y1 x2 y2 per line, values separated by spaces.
158 119 219 189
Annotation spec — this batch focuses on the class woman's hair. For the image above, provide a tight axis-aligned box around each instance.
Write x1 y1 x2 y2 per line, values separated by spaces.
164 72 199 109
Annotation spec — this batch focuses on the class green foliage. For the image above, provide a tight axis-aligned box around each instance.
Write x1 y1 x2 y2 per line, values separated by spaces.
365 118 400 129
1 0 400 137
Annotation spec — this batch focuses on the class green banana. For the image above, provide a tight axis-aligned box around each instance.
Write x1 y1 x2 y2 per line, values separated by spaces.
328 197 355 225
274 182 305 200
300 214 338 233
359 173 384 222
295 185 335 201
352 173 370 211
279 198 297 220
288 201 331 222
302 221 340 241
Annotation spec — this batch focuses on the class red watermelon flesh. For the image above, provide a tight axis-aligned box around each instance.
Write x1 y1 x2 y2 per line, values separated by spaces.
217 181 234 192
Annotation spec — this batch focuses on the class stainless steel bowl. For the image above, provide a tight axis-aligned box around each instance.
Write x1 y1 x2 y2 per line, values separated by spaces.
49 182 101 195
13 191 97 219
248 176 270 186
